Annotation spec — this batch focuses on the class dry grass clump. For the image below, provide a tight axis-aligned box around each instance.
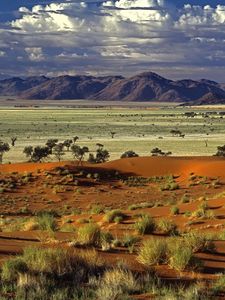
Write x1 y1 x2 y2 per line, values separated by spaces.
156 218 178 236
103 209 126 223
96 268 138 300
76 223 101 246
134 214 156 235
138 235 206 272
168 239 202 272
137 238 167 265
183 232 216 253
36 212 58 232
23 218 39 231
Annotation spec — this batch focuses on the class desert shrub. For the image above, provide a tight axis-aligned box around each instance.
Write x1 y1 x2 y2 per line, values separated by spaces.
134 214 156 235
60 224 76 232
89 204 105 214
170 206 179 215
76 218 89 224
100 231 114 251
104 210 126 223
79 249 104 270
1 258 28 281
211 274 225 295
22 247 78 275
183 232 216 253
181 194 190 203
36 212 57 231
128 202 153 211
76 223 101 246
114 216 123 224
23 218 39 231
168 239 202 272
137 238 168 266
96 268 138 300
122 234 140 248
157 218 178 236
160 182 179 191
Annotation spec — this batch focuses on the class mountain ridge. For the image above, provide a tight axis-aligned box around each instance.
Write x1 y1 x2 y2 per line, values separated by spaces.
0 71 225 104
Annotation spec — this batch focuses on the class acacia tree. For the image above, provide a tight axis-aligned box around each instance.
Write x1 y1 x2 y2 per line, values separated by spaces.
63 139 73 151
151 148 172 156
88 144 110 163
73 136 79 144
120 150 139 159
11 137 17 147
0 141 10 164
23 146 50 162
53 143 65 162
71 145 89 165
110 131 116 139
214 145 225 157
46 139 58 154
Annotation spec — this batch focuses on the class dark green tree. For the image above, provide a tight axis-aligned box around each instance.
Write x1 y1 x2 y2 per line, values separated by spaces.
0 141 10 164
71 145 89 165
53 143 65 162
120 150 139 159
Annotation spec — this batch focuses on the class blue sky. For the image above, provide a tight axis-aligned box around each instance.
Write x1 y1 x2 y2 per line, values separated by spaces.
1 0 225 80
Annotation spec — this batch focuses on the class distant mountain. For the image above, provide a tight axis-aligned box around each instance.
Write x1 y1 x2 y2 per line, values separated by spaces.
0 76 49 96
183 92 225 106
21 75 123 100
0 72 225 104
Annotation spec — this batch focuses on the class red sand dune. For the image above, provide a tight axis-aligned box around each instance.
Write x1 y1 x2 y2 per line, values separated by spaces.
1 156 225 180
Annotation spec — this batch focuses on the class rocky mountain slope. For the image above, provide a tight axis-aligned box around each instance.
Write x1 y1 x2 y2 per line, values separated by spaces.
1 72 225 104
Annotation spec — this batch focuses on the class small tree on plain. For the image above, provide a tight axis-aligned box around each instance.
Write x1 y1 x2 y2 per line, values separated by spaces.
71 145 89 165
214 145 225 157
110 131 116 139
63 139 73 151
120 150 139 159
151 148 172 156
88 144 110 163
46 139 58 153
23 146 50 162
73 136 79 144
53 143 65 162
0 141 10 164
11 137 17 147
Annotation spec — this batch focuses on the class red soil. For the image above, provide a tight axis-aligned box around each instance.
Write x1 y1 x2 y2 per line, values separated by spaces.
0 156 225 293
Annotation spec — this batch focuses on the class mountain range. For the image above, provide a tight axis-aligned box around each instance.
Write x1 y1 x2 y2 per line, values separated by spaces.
1 72 225 104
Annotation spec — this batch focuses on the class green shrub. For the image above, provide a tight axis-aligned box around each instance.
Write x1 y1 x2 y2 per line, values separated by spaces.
157 218 178 236
96 268 138 299
114 216 123 224
76 223 101 246
184 232 216 253
100 231 114 250
104 210 126 223
168 239 202 272
1 258 28 281
36 212 57 231
134 215 156 235
22 247 77 275
170 206 179 215
211 274 225 295
137 238 167 266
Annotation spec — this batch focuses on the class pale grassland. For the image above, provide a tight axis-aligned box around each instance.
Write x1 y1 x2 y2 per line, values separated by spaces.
1 106 225 163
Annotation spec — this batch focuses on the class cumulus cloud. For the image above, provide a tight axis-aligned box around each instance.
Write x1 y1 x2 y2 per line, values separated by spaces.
0 1 225 80
25 47 45 61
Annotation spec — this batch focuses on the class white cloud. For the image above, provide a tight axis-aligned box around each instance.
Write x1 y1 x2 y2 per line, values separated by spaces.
0 1 225 80
25 47 44 61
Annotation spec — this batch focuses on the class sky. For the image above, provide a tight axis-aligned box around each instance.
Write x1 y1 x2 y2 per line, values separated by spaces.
1 0 225 81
